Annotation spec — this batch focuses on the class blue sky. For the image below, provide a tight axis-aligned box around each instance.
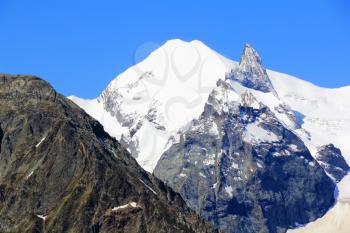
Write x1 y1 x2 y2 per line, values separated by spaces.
0 0 349 98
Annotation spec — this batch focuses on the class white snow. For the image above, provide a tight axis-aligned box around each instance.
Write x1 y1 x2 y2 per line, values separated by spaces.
35 137 46 147
36 214 47 221
203 158 215 166
131 120 172 172
179 173 187 177
232 162 239 169
308 161 316 167
209 83 240 113
68 96 127 140
26 171 34 179
209 122 219 135
70 39 237 173
106 39 236 131
338 175 350 202
289 144 299 151
256 162 263 169
243 122 280 144
199 172 206 178
138 179 157 195
112 202 138 211
224 185 234 197
268 70 350 164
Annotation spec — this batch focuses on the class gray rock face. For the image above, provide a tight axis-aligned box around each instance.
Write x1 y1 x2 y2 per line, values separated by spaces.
0 74 218 233
226 44 275 93
316 144 349 183
153 80 335 233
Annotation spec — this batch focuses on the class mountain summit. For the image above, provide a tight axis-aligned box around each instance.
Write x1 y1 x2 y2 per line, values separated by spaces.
226 43 275 93
240 43 263 67
70 39 237 172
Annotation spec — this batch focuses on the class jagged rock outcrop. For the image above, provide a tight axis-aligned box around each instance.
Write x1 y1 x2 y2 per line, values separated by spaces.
316 144 349 183
226 44 275 93
0 74 218 233
154 79 335 233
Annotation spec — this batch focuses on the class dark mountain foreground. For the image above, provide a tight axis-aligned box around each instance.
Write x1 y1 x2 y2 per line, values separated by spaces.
0 74 218 233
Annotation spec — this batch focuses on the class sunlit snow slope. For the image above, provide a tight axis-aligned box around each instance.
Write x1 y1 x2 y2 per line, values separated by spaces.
269 70 350 161
70 39 237 172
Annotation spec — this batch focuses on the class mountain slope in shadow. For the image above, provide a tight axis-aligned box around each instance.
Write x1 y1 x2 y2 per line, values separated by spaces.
0 74 218 233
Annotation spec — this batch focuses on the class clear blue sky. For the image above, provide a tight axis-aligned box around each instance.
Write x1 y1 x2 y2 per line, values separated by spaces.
0 0 349 98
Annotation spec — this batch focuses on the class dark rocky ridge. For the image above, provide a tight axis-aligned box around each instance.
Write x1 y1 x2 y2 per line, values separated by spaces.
0 74 218 233
316 144 349 183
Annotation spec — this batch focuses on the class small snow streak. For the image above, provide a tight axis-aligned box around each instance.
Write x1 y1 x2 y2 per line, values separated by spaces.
35 137 46 148
225 185 234 197
203 158 215 166
26 171 34 179
138 179 157 195
112 202 138 211
36 214 47 221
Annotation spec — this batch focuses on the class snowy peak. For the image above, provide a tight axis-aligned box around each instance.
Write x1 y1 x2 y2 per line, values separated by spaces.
227 44 275 93
90 39 238 172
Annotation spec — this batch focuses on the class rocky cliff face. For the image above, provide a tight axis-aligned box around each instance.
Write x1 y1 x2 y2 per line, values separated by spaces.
154 79 335 233
0 74 218 233
226 44 274 93
316 144 349 183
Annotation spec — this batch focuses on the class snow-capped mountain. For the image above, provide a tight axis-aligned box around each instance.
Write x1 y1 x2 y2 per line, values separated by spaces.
69 39 350 233
69 39 350 172
70 39 237 172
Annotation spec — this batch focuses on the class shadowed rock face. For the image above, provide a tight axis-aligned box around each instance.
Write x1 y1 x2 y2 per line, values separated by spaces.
316 144 349 183
0 74 218 233
154 80 336 233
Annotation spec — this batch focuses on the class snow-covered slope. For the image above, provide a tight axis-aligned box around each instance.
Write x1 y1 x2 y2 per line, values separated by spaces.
269 70 350 162
68 96 127 139
70 39 237 172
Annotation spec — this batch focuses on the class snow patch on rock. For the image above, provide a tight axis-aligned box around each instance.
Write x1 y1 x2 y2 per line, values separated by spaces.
112 202 138 211
243 122 279 144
